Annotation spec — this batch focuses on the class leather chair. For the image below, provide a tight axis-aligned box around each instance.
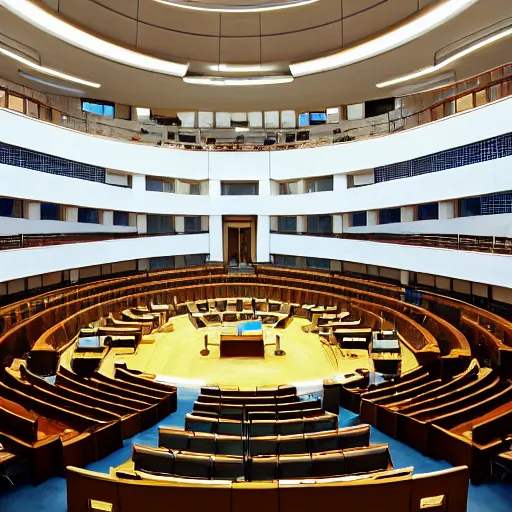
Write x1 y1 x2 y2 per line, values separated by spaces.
201 387 221 397
132 445 174 475
278 454 312 479
220 404 244 420
338 425 371 449
248 411 276 422
158 427 190 451
216 435 244 456
213 455 245 480
278 434 307 455
344 445 390 475
249 436 278 456
173 452 213 479
304 414 338 433
248 455 278 481
185 414 217 433
217 419 243 436
306 431 338 453
189 432 216 454
249 420 276 437
277 419 304 436
311 450 346 477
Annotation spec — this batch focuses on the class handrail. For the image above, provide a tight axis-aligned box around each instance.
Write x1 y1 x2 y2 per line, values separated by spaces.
271 232 512 255
1 62 511 151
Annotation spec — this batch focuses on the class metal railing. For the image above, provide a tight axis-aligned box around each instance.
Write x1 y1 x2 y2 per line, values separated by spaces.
271 231 512 255
0 231 208 251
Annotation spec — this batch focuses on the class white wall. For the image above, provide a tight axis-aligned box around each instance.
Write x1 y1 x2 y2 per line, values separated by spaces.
270 234 512 288
0 233 209 282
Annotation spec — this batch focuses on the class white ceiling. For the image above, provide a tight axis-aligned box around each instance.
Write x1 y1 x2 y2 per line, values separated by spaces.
0 0 510 111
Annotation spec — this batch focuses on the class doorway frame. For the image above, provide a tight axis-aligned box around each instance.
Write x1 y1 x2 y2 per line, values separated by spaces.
223 216 257 263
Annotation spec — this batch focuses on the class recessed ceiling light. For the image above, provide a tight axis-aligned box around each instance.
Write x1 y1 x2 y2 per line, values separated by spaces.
376 26 512 88
210 64 278 73
0 46 100 87
183 76 294 86
153 0 318 13
0 0 188 77
290 0 477 77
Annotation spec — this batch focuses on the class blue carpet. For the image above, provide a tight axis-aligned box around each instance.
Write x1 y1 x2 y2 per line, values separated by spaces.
1 397 510 511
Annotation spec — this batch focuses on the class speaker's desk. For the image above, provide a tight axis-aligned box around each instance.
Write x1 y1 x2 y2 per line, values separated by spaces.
219 333 265 358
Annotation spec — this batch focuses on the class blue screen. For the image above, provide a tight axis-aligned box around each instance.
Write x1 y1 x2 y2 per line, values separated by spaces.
310 112 326 122
298 113 310 127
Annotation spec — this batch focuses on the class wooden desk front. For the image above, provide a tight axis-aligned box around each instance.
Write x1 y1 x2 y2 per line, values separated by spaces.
219 334 265 358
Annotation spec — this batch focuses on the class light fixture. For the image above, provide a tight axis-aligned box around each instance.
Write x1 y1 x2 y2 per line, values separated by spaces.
210 64 278 73
290 0 477 77
153 0 318 13
376 26 512 88
235 127 250 132
0 0 188 77
1 47 100 87
183 76 294 86
18 70 87 94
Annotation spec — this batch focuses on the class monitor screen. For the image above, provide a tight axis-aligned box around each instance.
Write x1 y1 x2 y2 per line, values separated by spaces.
298 113 310 127
310 112 327 123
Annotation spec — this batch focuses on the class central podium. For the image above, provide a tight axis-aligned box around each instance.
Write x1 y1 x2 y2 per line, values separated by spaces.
219 320 265 358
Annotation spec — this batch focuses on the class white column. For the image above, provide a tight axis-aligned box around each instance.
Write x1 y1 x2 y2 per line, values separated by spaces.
129 213 137 227
400 270 410 286
209 179 222 197
132 174 146 193
342 213 351 231
439 200 456 219
333 215 343 234
367 210 378 226
209 215 223 261
199 180 209 195
102 210 114 226
70 269 79 283
201 216 209 232
257 215 270 262
297 216 307 233
270 216 278 232
298 179 307 194
138 259 150 271
26 202 41 220
333 174 348 192
401 206 414 222
259 179 271 197
137 214 147 234
65 207 78 223
269 180 280 196
175 216 185 233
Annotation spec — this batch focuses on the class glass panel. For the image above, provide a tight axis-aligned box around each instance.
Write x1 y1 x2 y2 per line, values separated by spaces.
379 208 401 224
146 178 174 193
113 211 129 226
489 84 502 102
221 182 258 195
189 183 200 195
278 217 297 232
78 208 99 224
459 197 481 217
305 257 330 269
41 202 61 221
0 89 6 108
417 203 439 221
149 256 175 270
274 255 297 267
184 216 201 233
8 95 24 113
456 93 473 112
147 215 174 234
26 100 38 118
430 105 443 121
350 212 367 227
306 177 333 193
474 89 488 107
279 181 299 195
307 215 332 234
444 101 455 117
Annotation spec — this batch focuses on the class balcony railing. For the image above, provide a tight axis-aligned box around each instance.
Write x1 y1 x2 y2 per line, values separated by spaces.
271 231 512 255
1 63 511 151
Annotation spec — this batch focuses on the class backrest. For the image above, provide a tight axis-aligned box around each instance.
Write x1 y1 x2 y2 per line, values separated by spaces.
247 455 278 481
249 420 276 437
0 401 38 444
278 454 312 479
472 409 512 445
185 414 218 433
174 452 213 479
189 432 216 454
344 445 390 475
304 414 338 433
337 425 371 449
213 455 245 480
217 418 243 436
410 466 469 512
249 436 279 456
158 427 190 451
311 450 346 477
278 434 308 455
132 445 174 475
277 419 305 436
305 430 339 453
216 435 244 456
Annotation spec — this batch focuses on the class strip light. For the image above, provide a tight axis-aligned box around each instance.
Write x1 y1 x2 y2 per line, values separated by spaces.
154 0 318 13
376 26 512 88
0 0 188 77
290 0 477 77
0 47 100 88
18 71 87 94
210 64 278 73
183 76 294 86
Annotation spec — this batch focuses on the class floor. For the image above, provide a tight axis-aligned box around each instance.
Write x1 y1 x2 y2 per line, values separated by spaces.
0 388 510 512
98 316 418 388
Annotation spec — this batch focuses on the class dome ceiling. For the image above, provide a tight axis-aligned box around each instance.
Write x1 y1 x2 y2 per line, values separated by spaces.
44 0 440 64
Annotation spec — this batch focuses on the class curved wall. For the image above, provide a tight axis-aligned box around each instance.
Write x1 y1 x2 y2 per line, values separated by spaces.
0 98 511 288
